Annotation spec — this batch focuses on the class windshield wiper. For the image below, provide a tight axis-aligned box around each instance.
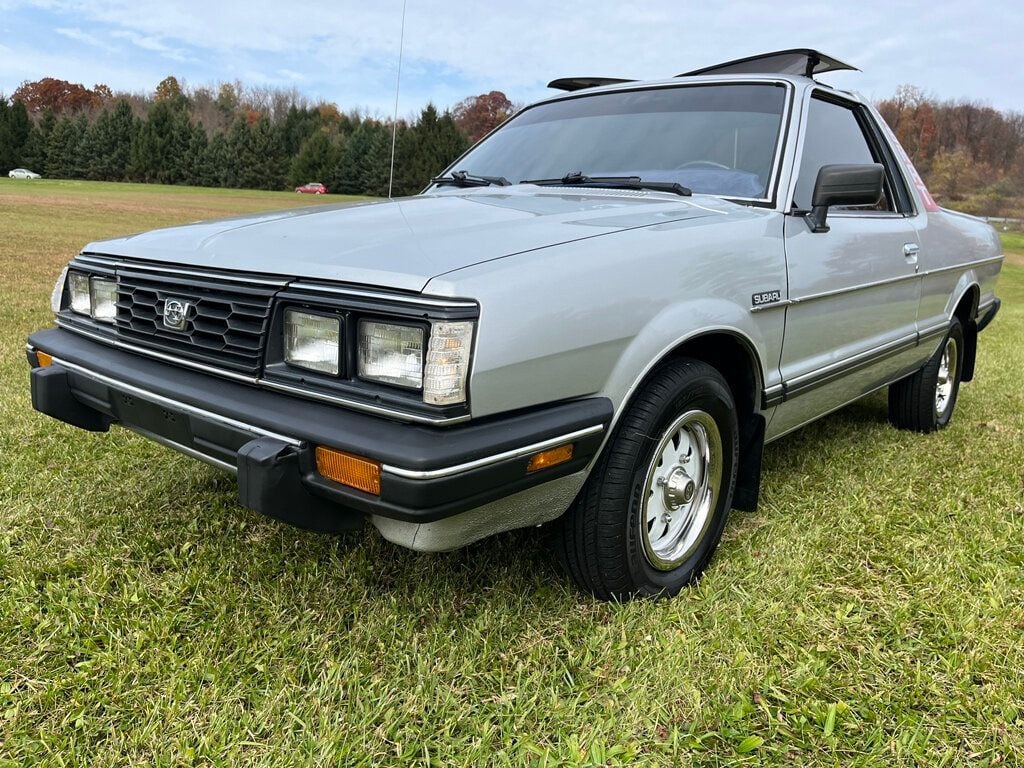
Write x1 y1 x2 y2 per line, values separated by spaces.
431 170 511 188
520 171 691 196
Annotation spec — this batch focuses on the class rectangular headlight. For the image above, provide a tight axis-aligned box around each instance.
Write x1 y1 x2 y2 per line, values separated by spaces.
90 277 117 323
424 321 474 405
284 309 340 375
357 320 424 389
68 271 91 315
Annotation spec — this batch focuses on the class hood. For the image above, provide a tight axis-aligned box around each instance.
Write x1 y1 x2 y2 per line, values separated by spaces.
82 187 720 292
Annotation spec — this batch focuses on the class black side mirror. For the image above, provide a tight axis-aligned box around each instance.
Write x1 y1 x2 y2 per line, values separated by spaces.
804 163 885 233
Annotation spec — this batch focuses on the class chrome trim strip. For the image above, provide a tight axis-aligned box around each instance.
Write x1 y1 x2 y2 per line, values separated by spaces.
55 319 260 383
789 271 921 304
49 354 301 446
55 320 467 425
750 299 794 313
922 255 1004 276
765 255 1005 310
40 349 601 481
784 332 918 396
73 254 121 268
122 425 238 474
290 282 478 309
917 323 949 341
259 379 469 425
113 262 290 286
381 424 605 480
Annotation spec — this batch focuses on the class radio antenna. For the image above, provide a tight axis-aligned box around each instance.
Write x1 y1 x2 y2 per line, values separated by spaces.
387 0 408 199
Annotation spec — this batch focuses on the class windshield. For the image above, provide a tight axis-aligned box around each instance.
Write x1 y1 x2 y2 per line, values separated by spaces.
444 83 788 200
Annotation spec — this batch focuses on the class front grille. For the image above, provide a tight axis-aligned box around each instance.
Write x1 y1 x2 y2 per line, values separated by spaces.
115 267 280 375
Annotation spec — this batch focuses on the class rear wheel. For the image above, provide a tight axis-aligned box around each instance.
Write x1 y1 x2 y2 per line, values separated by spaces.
888 317 964 432
555 358 738 600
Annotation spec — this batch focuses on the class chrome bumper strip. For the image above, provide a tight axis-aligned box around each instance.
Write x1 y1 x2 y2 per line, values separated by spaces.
380 424 605 481
46 353 301 447
32 348 602 482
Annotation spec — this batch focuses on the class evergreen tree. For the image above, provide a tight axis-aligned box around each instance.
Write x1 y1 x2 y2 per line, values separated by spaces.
19 108 55 175
282 104 318 157
183 122 213 186
230 115 287 190
404 104 469 190
288 131 338 188
79 111 107 179
333 120 391 195
104 100 137 180
0 98 31 172
45 115 85 178
204 132 232 187
0 99 11 172
131 99 190 183
388 122 422 196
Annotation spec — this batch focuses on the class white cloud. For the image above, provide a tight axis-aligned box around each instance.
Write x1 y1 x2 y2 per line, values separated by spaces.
2 0 1022 112
109 29 192 62
54 26 106 48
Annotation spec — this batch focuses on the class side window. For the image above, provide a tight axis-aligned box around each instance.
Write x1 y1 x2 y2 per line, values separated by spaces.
793 96 894 212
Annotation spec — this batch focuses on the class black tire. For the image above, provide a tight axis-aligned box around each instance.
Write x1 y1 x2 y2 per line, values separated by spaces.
554 358 739 600
888 317 964 433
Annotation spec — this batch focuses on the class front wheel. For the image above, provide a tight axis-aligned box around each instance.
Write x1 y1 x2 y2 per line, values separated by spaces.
554 358 738 600
888 317 964 432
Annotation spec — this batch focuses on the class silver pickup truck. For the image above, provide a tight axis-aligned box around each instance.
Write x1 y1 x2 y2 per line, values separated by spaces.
27 49 1003 600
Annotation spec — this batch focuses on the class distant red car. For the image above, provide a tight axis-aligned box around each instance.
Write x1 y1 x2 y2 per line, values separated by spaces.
295 182 328 195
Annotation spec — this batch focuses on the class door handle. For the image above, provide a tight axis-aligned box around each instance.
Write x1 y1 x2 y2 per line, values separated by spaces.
903 243 920 265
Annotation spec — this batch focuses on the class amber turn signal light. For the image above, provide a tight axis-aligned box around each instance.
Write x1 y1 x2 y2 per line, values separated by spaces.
315 446 381 495
35 350 54 368
527 443 574 473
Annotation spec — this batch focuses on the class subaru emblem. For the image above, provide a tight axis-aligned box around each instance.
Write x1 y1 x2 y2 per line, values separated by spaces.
162 298 192 331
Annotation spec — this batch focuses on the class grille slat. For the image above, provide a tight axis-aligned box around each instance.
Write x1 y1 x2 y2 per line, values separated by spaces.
114 271 279 375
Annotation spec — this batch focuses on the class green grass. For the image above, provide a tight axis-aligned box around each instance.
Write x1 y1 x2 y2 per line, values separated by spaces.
1000 230 1024 258
2 181 1022 766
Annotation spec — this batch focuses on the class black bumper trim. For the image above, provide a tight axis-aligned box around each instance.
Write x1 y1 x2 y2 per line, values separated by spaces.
28 327 611 526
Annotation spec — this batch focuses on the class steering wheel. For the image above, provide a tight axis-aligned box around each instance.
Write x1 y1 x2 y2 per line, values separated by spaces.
675 160 731 171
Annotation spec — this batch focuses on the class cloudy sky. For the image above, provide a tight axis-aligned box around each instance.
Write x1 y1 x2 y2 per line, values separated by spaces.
1 0 1021 115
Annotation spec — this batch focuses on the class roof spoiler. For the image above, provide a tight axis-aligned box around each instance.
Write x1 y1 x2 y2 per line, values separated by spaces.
546 50 858 94
677 49 858 79
547 77 635 92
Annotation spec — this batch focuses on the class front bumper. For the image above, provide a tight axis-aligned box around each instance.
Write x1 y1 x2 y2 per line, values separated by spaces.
27 328 610 538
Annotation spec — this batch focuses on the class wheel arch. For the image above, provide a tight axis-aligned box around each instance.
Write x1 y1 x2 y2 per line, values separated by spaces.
607 327 768 512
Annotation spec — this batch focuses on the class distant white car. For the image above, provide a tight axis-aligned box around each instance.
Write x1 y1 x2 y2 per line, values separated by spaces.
8 168 41 179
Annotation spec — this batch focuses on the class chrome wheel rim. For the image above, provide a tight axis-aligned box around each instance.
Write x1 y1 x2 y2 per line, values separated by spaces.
640 410 723 571
935 337 958 417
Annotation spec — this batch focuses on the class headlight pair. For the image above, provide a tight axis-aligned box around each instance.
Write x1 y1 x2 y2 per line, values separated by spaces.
65 270 117 323
283 309 474 406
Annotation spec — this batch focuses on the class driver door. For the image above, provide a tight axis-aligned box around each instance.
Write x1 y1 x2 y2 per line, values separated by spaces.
768 93 922 438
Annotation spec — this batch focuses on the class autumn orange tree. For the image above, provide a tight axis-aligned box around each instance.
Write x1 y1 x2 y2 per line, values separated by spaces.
878 85 1024 216
452 91 514 142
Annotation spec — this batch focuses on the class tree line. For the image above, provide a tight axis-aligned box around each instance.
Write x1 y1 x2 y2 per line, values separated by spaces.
0 77 516 196
2 76 1021 217
878 86 1024 217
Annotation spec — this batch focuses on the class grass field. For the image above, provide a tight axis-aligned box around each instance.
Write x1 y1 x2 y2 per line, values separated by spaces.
1 180 1022 766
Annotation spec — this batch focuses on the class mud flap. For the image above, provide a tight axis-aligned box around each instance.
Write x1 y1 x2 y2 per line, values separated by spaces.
733 413 765 512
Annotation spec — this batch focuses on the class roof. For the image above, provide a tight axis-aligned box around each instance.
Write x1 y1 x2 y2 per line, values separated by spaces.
547 48 856 92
